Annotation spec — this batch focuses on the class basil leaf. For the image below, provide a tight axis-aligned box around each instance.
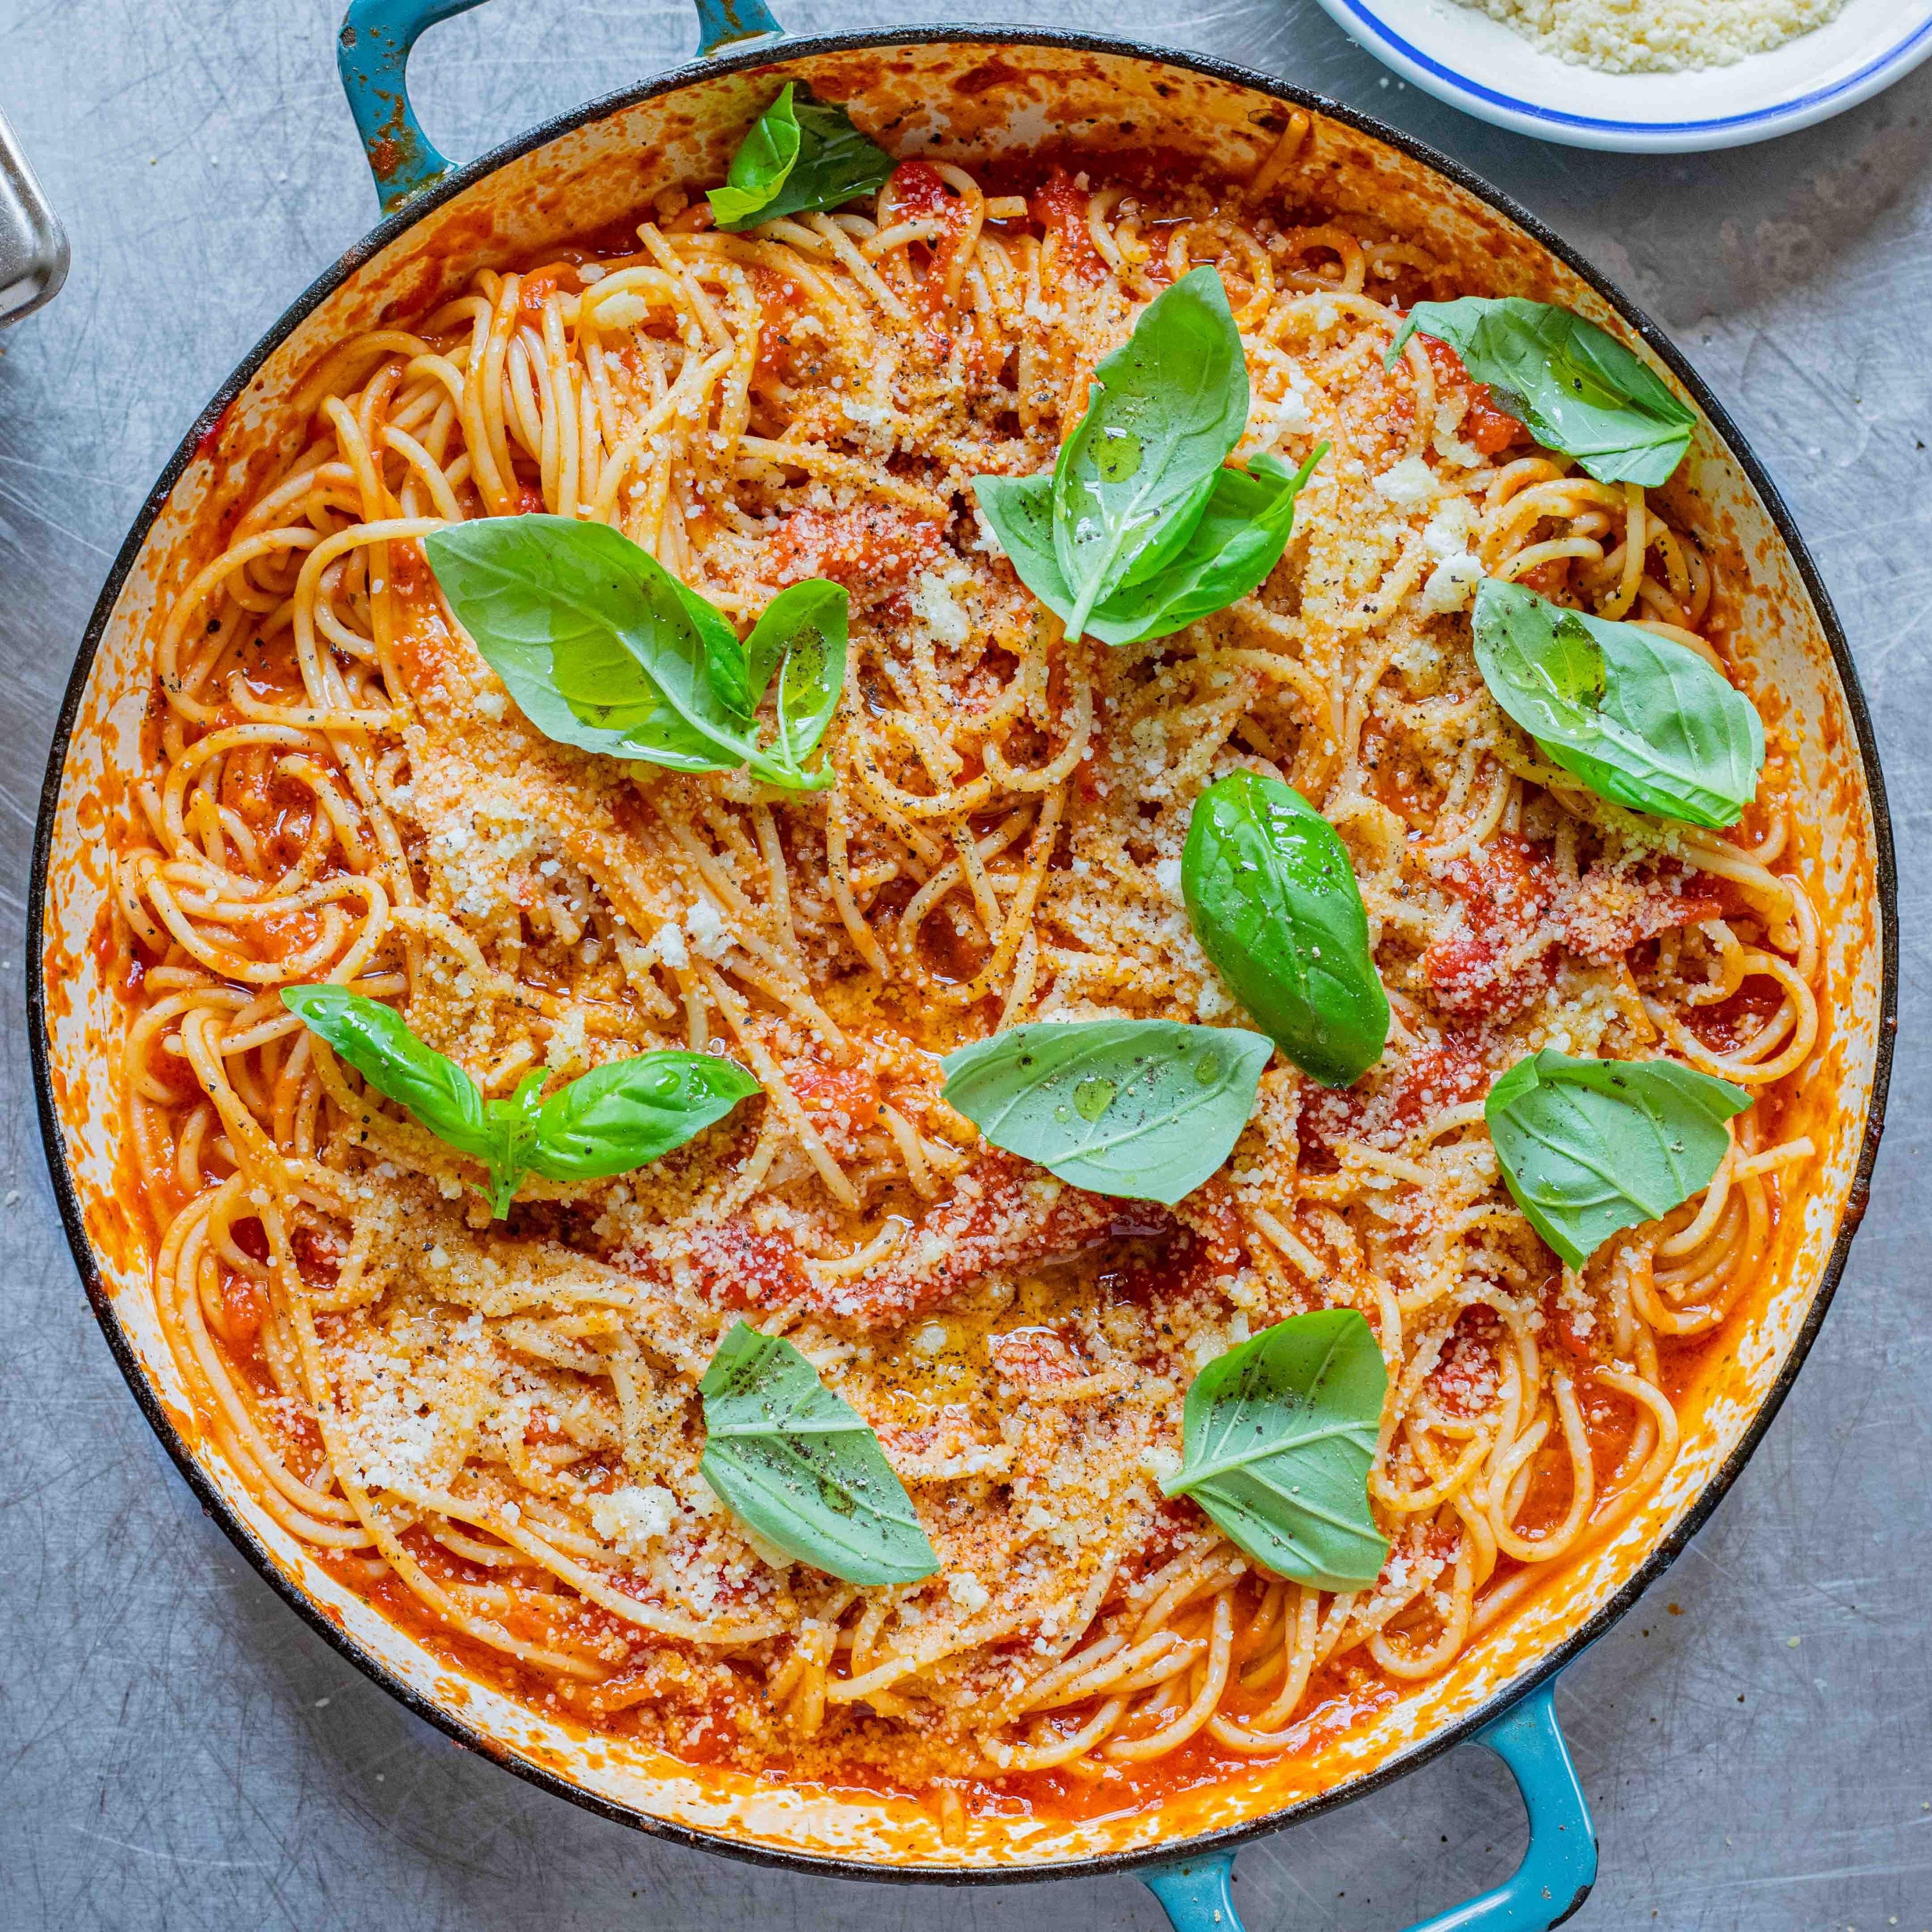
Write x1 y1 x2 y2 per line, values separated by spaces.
969 468 1064 608
1388 296 1696 488
1485 1049 1751 1270
425 516 736 771
978 447 1324 649
698 1322 939 1585
283 986 760 1218
939 1019 1273 1206
1473 579 1763 829
281 983 531 1212
707 84 895 233
281 981 491 1153
1182 770 1389 1088
681 579 756 726
1048 267 1250 637
706 84 804 230
1161 1309 1389 1591
485 1071 549 1215
423 516 843 790
743 578 847 771
1105 448 1324 641
530 1052 761 1181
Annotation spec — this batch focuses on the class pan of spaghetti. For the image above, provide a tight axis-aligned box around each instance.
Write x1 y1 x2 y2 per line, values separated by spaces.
30 0 1895 1909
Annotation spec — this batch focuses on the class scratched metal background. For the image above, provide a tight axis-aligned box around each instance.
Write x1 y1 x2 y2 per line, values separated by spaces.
1 2 1927 1925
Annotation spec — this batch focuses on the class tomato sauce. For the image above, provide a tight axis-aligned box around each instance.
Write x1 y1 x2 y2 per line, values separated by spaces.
763 504 944 593
1422 834 1560 1016
1030 169 1107 286
516 263 574 315
1426 1306 1505 1420
989 1324 1087 1386
1301 1040 1492 1164
214 1274 269 1354
750 265 812 385
90 900 143 1001
615 1220 812 1312
1422 836 1720 1018
1688 976 1789 1055
888 159 959 229
884 160 981 354
1418 334 1525 456
1357 720 1442 829
787 1060 883 1148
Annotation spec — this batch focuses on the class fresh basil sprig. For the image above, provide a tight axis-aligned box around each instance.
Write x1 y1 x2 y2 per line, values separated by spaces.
283 985 758 1218
974 268 1324 645
1183 771 1389 1088
1387 296 1696 488
698 1322 939 1585
1485 1049 1750 1269
1473 579 1762 829
424 517 845 791
1044 265 1247 637
940 1019 1272 1206
979 446 1324 650
1161 1309 1389 1591
707 83 896 232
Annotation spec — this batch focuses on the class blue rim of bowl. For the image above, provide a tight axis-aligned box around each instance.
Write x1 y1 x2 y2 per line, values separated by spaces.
1324 0 1932 140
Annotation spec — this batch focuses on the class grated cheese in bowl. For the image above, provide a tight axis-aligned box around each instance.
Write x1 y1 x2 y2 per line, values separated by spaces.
1453 0 1848 72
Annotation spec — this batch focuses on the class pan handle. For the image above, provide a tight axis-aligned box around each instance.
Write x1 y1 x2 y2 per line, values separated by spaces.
336 0 786 215
1141 1682 1596 1932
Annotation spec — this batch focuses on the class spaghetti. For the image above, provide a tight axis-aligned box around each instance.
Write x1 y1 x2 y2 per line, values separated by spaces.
106 135 1822 1827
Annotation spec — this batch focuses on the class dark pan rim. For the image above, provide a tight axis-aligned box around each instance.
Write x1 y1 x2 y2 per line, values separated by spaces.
28 21 1898 1892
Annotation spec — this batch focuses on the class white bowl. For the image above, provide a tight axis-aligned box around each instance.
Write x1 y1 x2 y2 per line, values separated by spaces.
1313 0 1932 150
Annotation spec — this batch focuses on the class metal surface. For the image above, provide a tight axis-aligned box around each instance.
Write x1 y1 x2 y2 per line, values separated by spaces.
0 2 1927 1925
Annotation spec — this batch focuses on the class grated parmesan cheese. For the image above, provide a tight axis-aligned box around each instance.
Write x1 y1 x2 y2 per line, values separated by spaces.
653 919 689 970
1454 0 1846 72
910 566 973 651
543 1006 589 1074
947 1570 991 1613
1422 552 1486 615
590 1483 677 1558
1374 454 1438 508
684 898 731 960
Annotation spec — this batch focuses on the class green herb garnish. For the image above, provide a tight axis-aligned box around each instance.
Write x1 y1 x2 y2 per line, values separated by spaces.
939 1018 1273 1206
1162 1309 1390 1591
1485 1049 1751 1269
1388 296 1697 487
973 267 1325 646
707 84 896 232
424 517 845 791
1182 771 1389 1088
698 1322 939 1584
1473 579 1762 829
282 985 758 1218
